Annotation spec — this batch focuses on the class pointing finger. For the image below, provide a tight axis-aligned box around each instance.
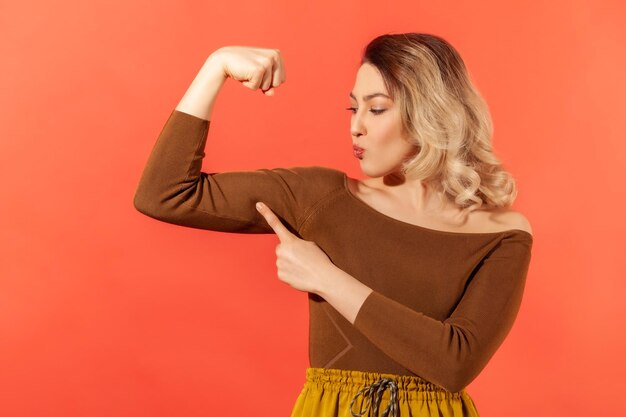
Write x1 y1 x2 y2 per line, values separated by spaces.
255 202 295 242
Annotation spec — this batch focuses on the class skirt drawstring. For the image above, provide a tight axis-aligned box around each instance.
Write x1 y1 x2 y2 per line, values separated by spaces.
349 377 399 417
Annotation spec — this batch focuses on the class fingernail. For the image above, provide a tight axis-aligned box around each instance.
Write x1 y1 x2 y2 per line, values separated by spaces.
256 202 263 210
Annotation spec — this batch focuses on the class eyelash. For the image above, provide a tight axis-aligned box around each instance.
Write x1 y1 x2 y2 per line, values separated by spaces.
345 107 386 115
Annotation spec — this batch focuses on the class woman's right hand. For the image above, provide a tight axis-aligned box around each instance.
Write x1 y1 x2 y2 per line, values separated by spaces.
208 46 286 96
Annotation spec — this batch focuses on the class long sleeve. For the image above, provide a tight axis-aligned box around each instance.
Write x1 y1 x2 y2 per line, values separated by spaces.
352 232 533 392
133 109 340 234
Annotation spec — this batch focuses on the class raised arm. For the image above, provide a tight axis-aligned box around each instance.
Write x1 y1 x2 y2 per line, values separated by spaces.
133 47 336 234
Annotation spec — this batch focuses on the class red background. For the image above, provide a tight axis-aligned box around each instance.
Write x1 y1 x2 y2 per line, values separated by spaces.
1 1 624 416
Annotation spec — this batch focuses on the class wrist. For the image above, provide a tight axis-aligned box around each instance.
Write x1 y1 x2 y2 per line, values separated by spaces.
317 265 374 322
204 51 228 82
200 56 228 86
175 57 227 120
316 263 341 298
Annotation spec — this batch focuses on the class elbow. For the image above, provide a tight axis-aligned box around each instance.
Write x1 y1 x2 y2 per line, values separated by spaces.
404 359 474 393
133 178 178 218
133 190 151 215
433 322 489 392
133 190 165 220
439 375 470 394
133 194 150 216
133 176 198 219
133 179 153 215
414 347 483 392
435 369 473 393
438 359 485 393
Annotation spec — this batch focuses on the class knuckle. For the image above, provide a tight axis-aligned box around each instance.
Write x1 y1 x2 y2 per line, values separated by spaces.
253 65 265 77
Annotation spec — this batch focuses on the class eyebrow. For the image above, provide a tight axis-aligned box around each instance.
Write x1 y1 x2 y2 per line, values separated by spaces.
349 92 392 101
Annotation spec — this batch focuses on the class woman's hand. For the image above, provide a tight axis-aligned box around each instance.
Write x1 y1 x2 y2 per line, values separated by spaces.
209 46 286 96
255 201 334 294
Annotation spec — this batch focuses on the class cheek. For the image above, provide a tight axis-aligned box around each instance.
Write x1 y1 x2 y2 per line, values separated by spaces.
374 120 400 145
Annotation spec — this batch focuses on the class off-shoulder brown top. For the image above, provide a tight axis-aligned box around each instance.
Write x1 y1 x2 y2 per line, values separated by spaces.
134 110 533 393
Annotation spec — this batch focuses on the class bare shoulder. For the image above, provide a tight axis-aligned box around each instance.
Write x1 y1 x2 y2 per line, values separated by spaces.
503 210 533 236
346 176 533 236
484 208 533 236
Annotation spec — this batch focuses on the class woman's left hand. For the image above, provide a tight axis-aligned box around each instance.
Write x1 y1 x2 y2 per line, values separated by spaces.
255 201 334 295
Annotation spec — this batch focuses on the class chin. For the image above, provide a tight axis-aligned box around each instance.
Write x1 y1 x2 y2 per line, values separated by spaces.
359 165 389 179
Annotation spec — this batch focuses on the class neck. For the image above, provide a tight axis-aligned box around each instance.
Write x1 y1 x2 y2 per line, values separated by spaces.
378 172 457 215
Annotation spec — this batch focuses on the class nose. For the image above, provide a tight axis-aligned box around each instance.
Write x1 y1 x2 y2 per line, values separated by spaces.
350 113 365 138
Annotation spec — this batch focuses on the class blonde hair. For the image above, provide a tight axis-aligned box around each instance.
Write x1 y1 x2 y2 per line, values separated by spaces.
361 32 519 215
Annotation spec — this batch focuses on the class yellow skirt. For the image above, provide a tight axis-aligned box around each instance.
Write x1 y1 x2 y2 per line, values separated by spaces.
290 367 480 417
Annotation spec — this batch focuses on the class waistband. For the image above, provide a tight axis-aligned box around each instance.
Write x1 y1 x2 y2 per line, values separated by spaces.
304 367 464 417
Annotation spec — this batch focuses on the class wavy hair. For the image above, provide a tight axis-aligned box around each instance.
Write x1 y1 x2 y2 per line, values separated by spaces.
360 32 518 214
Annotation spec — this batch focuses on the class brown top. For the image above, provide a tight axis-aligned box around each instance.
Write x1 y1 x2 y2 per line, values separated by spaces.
133 109 534 393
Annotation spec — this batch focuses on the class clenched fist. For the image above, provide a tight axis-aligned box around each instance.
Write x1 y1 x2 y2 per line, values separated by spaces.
209 46 286 96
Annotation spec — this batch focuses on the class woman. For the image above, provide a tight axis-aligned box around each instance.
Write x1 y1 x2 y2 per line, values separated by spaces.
134 33 533 417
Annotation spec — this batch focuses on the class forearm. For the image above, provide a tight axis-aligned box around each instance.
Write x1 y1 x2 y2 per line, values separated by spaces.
317 265 374 325
175 53 228 121
134 53 225 216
